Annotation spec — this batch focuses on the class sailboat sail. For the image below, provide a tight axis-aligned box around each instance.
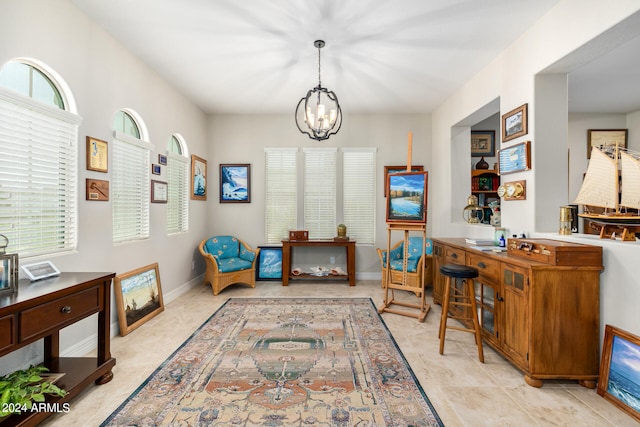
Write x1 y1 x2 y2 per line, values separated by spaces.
573 146 618 209
620 151 640 210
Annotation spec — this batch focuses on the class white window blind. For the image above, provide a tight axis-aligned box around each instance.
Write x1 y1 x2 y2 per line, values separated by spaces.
0 88 80 257
264 147 297 243
303 147 337 239
112 131 152 243
167 152 189 234
343 148 377 244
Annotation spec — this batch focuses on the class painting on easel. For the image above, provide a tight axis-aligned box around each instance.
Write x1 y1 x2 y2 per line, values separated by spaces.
386 171 428 223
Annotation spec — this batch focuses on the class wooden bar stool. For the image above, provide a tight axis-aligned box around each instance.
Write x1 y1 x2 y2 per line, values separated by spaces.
438 264 484 363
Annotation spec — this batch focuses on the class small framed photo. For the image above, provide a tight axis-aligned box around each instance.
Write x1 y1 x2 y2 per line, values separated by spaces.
386 171 428 223
597 324 640 422
501 103 528 142
587 129 628 158
220 163 251 203
151 180 168 203
151 164 161 175
86 136 108 173
191 154 207 201
86 178 109 201
471 130 495 157
498 141 531 175
158 154 168 166
114 263 164 336
256 246 283 281
383 165 424 197
21 260 60 282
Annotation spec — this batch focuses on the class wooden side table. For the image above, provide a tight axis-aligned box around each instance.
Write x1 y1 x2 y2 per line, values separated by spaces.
281 239 356 286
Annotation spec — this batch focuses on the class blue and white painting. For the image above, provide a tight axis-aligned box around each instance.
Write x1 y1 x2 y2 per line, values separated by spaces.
257 247 283 280
387 172 427 222
220 164 250 202
607 335 640 415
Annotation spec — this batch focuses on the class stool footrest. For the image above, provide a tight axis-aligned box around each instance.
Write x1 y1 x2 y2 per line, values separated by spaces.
445 325 477 334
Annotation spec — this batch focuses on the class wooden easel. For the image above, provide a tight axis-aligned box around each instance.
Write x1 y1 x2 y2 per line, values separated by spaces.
378 132 430 322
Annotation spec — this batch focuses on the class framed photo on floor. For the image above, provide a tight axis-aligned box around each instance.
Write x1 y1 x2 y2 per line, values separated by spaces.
220 163 251 203
114 263 164 336
256 246 283 281
385 171 428 223
597 324 640 422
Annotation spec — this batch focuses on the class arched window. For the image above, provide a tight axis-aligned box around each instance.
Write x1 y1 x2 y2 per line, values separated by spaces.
112 109 152 243
167 134 189 234
0 60 80 257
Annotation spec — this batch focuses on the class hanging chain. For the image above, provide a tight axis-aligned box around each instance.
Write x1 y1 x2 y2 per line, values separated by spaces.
317 45 322 88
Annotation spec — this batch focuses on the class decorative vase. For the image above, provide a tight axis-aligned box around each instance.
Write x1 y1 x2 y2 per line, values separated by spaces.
475 156 489 170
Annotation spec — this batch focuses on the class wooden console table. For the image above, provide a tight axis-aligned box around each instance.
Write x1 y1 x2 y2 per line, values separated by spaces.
281 239 356 286
0 272 116 426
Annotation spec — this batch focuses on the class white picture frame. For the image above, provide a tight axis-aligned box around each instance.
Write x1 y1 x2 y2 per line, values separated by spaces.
21 260 61 281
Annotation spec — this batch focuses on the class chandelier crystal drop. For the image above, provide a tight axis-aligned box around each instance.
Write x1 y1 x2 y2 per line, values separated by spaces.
295 40 342 141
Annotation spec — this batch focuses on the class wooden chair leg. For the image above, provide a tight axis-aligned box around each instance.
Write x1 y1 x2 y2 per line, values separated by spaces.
467 279 484 363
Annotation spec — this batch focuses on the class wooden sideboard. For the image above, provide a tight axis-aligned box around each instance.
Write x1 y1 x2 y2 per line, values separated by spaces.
432 238 603 388
0 272 116 426
281 239 356 286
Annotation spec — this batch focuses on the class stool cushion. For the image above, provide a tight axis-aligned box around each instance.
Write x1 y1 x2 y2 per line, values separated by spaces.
440 264 479 279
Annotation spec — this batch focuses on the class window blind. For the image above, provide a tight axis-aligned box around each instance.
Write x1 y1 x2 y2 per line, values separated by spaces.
0 88 80 257
343 148 377 244
303 147 337 239
112 131 152 243
167 152 189 234
264 147 297 243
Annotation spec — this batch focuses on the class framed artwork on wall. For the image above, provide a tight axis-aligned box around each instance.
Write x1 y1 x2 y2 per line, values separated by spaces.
471 130 495 157
151 180 168 203
191 154 207 200
597 324 640 422
86 178 109 201
501 103 528 142
158 154 168 165
256 246 283 281
86 136 108 173
385 171 428 223
114 263 165 336
220 163 251 203
587 129 628 158
498 141 531 175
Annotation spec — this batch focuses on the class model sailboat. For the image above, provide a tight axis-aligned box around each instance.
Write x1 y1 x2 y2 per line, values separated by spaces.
574 145 640 239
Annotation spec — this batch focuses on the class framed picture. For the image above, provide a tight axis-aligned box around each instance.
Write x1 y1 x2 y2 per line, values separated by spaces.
471 131 496 157
151 180 168 203
587 129 628 158
21 260 60 282
158 154 168 165
86 136 108 173
501 103 528 142
114 263 164 336
597 324 640 422
383 165 424 197
220 163 251 203
498 141 531 175
86 178 109 201
151 164 161 175
386 171 428 223
191 154 207 201
256 246 283 281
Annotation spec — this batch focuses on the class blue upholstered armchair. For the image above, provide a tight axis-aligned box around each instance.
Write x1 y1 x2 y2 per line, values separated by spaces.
376 237 433 294
198 236 260 295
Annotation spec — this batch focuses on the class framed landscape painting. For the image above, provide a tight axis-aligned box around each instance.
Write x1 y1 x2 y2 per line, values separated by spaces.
383 165 423 197
386 171 428 223
597 324 640 422
191 155 207 201
256 246 283 281
220 163 251 203
114 263 165 336
471 130 495 157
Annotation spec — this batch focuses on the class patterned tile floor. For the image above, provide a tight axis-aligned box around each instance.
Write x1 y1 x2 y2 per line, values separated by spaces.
42 280 638 426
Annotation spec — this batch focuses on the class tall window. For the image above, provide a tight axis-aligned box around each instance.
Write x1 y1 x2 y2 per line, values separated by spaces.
167 134 189 234
264 148 298 243
112 110 151 243
0 61 80 257
343 148 377 244
304 148 337 239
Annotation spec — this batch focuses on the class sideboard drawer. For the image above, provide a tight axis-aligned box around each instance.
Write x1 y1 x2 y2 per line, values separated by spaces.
467 253 500 280
19 286 101 342
0 314 15 354
444 246 466 264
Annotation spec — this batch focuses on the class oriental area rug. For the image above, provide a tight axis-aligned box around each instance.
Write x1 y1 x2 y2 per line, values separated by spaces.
101 298 443 426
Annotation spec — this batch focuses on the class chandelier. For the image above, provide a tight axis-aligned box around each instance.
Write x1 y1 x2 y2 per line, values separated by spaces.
295 40 342 141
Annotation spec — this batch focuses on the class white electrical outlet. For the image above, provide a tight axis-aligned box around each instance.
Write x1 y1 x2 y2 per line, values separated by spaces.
330 256 336 264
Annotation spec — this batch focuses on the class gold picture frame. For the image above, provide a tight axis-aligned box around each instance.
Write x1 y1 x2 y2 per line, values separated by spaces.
191 154 207 201
471 130 495 157
501 104 528 143
86 136 108 173
587 129 628 158
114 263 164 336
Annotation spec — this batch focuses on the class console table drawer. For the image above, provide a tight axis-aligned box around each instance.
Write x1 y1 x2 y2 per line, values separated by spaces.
444 246 466 264
467 253 499 280
0 314 15 353
19 286 101 342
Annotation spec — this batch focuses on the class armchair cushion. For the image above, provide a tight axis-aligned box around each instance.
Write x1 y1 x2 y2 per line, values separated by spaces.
204 235 239 260
216 257 254 273
239 245 257 263
381 237 432 273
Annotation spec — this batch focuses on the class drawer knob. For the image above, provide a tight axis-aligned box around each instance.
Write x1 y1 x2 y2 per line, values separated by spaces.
451 253 458 259
478 261 487 269
61 306 72 314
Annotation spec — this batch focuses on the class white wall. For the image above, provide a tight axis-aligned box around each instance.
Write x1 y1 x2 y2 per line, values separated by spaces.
0 0 210 372
431 0 640 339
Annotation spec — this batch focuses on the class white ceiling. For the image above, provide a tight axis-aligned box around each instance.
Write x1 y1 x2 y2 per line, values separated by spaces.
71 0 564 115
